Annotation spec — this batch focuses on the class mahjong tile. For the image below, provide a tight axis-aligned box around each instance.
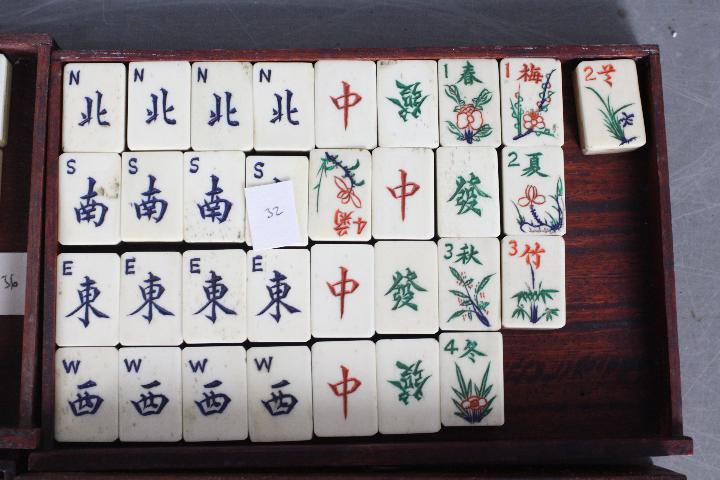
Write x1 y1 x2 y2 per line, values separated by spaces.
0 54 10 148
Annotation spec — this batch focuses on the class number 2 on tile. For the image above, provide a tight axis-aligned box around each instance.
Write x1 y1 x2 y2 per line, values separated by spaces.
265 206 283 219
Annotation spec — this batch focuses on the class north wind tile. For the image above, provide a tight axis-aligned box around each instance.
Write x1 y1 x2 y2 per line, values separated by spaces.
0 54 10 147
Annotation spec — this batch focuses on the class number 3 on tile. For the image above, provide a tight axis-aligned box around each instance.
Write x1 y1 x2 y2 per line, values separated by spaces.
265 206 283 218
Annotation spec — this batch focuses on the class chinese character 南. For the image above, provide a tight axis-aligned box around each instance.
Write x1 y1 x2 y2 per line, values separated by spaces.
197 174 233 224
193 270 237 324
68 380 104 416
79 90 110 127
387 80 429 121
74 177 108 227
65 275 109 328
128 271 174 323
131 380 170 416
208 91 239 127
194 379 232 416
385 268 427 311
133 175 168 223
328 365 362 419
257 270 301 323
387 359 431 405
146 88 176 125
261 379 298 416
448 172 491 217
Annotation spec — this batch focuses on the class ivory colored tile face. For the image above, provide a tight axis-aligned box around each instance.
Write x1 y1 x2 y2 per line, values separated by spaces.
311 244 374 338
502 235 565 329
501 146 566 236
377 60 439 148
182 250 246 344
247 249 310 343
374 241 438 334
438 59 501 147
62 63 126 153
500 58 563 146
314 60 377 149
183 151 245 243
247 346 313 442
55 347 118 442
191 62 253 151
0 54 11 147
371 148 435 239
58 153 121 245
376 338 440 434
119 252 182 346
436 147 500 238
311 340 378 437
121 151 183 242
182 346 248 442
118 347 182 442
56 253 120 346
438 238 500 331
245 155 309 246
574 59 646 154
127 61 191 150
253 62 314 151
439 332 504 427
308 149 371 241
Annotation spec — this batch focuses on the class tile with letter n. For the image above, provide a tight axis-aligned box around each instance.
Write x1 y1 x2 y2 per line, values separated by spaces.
119 252 182 346
374 241 438 335
62 63 126 152
55 347 118 442
247 346 313 442
0 54 10 147
56 253 120 346
308 149 371 242
59 153 121 245
436 147 500 238
121 151 183 242
311 340 378 437
183 151 245 243
127 61 191 150
247 249 310 343
376 338 440 434
502 235 566 329
118 347 181 442
182 250 246 344
253 62 314 152
191 62 253 151
500 58 563 147
438 59 501 148
182 346 248 442
439 332 504 427
438 237 500 332
501 146 566 236
377 60 439 148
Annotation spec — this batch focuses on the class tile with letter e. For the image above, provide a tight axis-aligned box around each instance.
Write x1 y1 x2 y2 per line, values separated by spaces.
182 346 248 442
247 346 313 442
121 151 183 242
574 59 646 154
374 241 438 335
191 62 253 151
253 62 314 151
371 147 434 239
438 59 500 147
377 60 439 148
314 60 377 149
62 63 126 152
436 147 500 238
308 149 371 241
119 252 182 346
127 61 190 151
183 249 246 344
59 153 121 245
311 244 374 338
500 58 563 147
184 151 245 243
118 347 181 442
501 146 566 236
502 235 565 329
56 253 120 346
376 338 440 434
439 332 504 427
55 347 118 442
438 237 500 331
0 54 10 147
311 340 378 437
247 249 310 343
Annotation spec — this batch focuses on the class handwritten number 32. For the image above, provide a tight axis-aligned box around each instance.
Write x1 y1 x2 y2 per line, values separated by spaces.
265 206 283 219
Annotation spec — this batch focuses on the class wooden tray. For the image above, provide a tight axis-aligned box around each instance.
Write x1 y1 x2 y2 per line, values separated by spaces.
31 45 692 472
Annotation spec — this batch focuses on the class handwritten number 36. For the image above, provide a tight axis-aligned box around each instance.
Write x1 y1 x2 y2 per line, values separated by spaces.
265 206 283 219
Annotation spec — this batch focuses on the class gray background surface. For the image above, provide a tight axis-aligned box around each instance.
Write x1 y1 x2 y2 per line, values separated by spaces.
1 0 718 477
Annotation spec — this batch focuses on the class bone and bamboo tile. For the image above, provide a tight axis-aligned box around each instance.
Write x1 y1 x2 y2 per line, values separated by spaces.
0 53 10 148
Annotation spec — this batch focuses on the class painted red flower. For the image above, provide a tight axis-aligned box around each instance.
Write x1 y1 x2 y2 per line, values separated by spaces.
334 176 362 208
456 104 484 131
461 395 488 412
517 185 546 207
522 110 545 130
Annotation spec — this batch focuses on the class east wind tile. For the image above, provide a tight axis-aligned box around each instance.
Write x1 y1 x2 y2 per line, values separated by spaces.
0 54 10 147
62 63 126 153
59 153 121 245
56 253 120 346
308 149 371 242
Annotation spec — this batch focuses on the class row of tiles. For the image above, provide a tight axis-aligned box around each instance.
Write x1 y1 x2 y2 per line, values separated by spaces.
60 58 646 154
59 146 566 245
56 237 566 347
56 335 504 442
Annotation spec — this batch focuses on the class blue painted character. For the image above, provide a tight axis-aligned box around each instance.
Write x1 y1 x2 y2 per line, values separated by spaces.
145 88 176 125
193 270 236 323
270 89 299 125
79 90 110 127
74 177 108 227
194 379 231 416
128 271 174 323
197 174 232 224
208 91 239 127
131 380 169 416
133 175 168 223
65 275 109 328
257 270 300 323
68 379 104 416
261 379 298 416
